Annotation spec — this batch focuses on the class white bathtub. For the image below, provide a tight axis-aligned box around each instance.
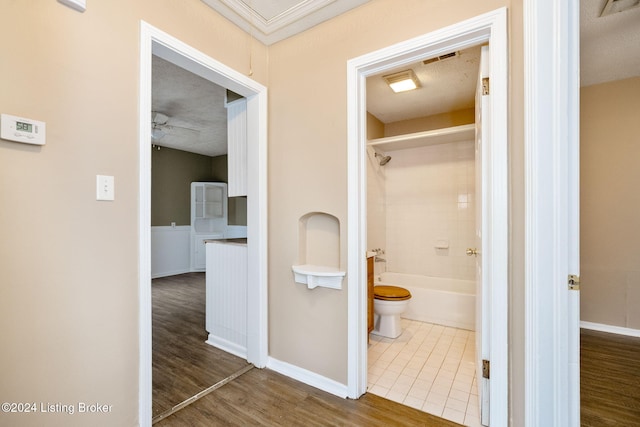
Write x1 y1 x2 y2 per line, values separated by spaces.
376 272 476 331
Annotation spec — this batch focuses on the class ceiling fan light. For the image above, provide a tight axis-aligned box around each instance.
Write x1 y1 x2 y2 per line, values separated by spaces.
153 112 169 125
383 69 421 93
151 128 166 140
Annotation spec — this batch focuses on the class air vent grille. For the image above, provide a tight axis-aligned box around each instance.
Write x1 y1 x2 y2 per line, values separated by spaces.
423 51 459 65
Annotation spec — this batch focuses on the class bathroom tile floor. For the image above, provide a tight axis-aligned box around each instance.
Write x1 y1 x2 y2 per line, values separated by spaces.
368 319 482 427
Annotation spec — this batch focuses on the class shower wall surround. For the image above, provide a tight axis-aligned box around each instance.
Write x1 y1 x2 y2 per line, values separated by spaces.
368 140 476 281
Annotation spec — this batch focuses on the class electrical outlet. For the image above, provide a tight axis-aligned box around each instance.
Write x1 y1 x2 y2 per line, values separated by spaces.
96 175 114 201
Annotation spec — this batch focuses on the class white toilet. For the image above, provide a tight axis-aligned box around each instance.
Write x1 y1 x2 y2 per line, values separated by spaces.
371 285 412 339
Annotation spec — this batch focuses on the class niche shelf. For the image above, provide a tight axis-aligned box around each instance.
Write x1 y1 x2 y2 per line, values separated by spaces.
292 212 345 290
367 123 475 151
292 264 345 290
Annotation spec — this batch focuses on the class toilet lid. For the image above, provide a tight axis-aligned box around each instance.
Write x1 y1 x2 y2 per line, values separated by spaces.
374 285 411 301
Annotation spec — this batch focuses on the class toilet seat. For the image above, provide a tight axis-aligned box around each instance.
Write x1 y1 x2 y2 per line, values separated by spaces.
374 285 411 301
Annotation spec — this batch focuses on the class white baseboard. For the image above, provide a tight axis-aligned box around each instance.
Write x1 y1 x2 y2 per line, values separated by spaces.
151 268 191 279
266 357 348 398
580 321 640 338
206 336 247 360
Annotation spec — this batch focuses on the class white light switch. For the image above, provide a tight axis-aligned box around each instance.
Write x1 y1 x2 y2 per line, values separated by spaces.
96 175 114 201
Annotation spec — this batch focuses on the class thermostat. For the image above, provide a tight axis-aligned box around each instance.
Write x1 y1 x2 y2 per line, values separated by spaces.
1 113 46 146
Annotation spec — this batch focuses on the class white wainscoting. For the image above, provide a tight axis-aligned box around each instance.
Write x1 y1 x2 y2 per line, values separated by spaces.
205 240 248 359
151 226 191 278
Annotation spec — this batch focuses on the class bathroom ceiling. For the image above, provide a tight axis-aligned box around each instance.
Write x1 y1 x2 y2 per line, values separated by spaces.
366 46 481 124
152 0 640 156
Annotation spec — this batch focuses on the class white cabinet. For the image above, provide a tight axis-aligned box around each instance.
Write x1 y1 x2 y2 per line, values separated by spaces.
190 182 227 271
226 98 247 197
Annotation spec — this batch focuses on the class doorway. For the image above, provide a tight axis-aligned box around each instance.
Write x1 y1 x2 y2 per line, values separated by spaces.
364 44 485 426
139 22 268 426
346 8 508 426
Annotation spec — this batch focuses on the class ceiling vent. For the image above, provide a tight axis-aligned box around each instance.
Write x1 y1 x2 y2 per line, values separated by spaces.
600 0 640 17
423 51 459 65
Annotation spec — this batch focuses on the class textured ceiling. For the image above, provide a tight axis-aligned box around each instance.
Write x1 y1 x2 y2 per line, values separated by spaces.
153 0 640 157
581 0 640 86
152 56 229 157
366 46 481 124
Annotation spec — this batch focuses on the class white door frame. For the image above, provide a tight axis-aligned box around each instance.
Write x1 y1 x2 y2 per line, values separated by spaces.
138 22 268 426
523 0 580 425
346 8 508 426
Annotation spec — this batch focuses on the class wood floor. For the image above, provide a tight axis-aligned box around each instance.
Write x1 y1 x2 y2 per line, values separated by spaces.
155 366 462 427
153 273 460 426
581 328 640 426
154 273 640 426
152 273 250 417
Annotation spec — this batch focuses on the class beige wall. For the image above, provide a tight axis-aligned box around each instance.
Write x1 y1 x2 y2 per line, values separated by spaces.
0 1 266 426
580 77 640 329
268 0 516 388
0 0 532 425
366 112 385 139
384 108 475 136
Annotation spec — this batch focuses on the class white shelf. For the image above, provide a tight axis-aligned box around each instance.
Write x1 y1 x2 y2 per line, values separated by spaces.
367 124 475 151
292 264 346 290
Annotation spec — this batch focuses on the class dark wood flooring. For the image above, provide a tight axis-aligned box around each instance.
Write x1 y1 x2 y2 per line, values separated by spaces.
581 328 640 426
152 272 250 417
155 366 461 427
154 274 640 426
153 272 460 426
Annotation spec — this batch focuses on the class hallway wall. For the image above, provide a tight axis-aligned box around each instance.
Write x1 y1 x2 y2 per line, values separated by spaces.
0 1 267 425
581 76 640 330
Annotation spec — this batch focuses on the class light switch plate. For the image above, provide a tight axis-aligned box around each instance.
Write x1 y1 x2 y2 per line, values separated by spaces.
96 175 114 201
58 0 86 12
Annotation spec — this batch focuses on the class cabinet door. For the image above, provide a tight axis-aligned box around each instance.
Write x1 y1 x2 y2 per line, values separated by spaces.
227 98 247 197
194 184 204 218
204 185 223 218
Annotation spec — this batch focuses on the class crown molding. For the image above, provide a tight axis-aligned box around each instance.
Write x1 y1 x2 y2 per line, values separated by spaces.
201 0 369 45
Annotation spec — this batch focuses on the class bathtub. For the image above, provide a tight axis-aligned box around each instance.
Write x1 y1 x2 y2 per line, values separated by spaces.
376 272 476 331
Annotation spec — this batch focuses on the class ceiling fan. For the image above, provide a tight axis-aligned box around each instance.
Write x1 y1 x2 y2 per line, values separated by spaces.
151 112 199 140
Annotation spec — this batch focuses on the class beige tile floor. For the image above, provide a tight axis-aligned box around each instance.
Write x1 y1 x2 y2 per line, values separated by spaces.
368 320 482 427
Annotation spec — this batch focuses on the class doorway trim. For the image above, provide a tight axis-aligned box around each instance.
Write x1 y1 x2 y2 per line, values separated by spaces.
346 7 508 425
138 22 268 426
523 0 580 425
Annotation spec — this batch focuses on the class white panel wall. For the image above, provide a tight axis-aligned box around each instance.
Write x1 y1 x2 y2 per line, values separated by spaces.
384 140 476 280
205 241 248 358
151 226 191 278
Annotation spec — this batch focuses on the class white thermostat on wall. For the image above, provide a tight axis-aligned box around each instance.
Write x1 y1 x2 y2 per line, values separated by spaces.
1 113 46 146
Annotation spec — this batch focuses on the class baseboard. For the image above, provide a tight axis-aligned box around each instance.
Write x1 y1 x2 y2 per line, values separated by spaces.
151 268 191 279
580 321 640 338
205 336 247 360
266 357 349 399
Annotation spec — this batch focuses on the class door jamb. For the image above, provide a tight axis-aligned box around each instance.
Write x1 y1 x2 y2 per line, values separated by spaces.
523 0 580 425
138 21 268 426
346 8 508 426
